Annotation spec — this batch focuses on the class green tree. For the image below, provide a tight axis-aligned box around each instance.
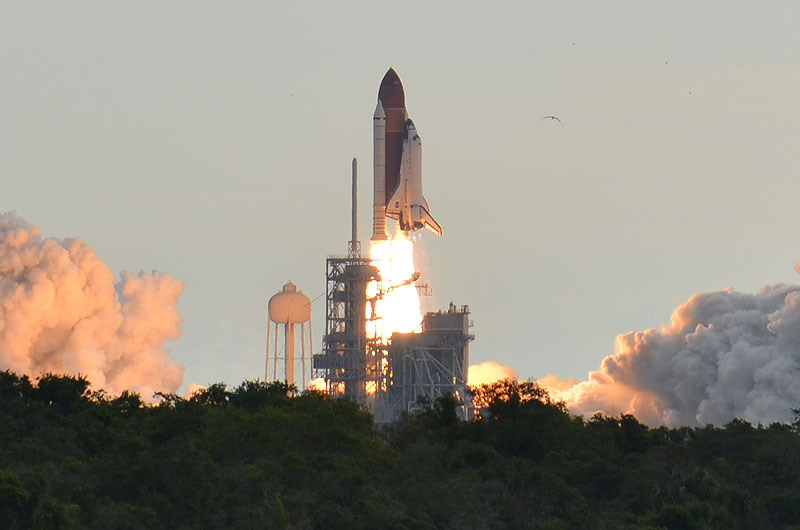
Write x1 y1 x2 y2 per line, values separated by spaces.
33 373 90 412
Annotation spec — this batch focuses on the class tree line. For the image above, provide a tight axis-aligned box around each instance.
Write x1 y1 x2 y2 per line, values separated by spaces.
2 371 800 529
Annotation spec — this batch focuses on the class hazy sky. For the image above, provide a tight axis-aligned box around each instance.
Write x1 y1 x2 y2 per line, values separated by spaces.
3 2 799 393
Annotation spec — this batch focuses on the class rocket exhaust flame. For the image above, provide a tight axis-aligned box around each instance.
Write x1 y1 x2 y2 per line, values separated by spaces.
367 230 423 345
364 229 424 397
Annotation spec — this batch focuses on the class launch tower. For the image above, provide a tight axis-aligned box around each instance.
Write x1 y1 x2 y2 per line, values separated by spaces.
314 159 383 401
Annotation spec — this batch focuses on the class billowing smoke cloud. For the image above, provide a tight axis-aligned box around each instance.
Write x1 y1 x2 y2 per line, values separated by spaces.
0 212 184 398
184 383 206 398
543 283 800 427
469 361 518 387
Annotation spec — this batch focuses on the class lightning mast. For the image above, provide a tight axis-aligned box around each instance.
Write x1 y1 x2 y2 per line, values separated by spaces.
348 158 360 258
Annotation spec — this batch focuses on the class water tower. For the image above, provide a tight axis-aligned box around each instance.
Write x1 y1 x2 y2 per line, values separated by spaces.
266 281 312 389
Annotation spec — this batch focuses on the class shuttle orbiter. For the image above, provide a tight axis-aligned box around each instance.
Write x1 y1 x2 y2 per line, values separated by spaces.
371 68 441 240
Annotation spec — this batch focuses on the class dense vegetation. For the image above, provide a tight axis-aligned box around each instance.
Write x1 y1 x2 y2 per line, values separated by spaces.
2 371 800 529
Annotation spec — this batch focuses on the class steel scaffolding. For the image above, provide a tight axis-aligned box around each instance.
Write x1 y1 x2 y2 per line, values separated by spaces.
313 256 380 403
374 305 474 422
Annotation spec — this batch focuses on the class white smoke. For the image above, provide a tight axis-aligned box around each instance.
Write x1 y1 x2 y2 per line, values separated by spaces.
543 283 800 427
0 211 184 398
468 361 518 386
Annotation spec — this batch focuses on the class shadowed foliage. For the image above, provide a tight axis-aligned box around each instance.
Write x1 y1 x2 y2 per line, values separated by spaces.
2 372 800 529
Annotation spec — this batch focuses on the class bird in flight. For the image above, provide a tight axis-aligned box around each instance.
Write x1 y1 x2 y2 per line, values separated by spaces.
540 115 563 125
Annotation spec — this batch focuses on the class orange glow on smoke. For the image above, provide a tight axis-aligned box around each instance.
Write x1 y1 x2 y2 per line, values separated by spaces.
367 231 423 345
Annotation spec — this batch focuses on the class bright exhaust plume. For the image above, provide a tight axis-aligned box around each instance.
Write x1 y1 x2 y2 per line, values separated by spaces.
367 231 423 344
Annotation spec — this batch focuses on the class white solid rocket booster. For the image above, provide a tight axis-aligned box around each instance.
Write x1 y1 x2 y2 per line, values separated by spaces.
372 100 387 241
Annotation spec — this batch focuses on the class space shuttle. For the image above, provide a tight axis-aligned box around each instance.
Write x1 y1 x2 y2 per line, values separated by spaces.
371 68 442 241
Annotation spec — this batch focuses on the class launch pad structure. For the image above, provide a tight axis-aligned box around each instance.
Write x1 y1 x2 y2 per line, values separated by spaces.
377 305 474 422
313 256 474 421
